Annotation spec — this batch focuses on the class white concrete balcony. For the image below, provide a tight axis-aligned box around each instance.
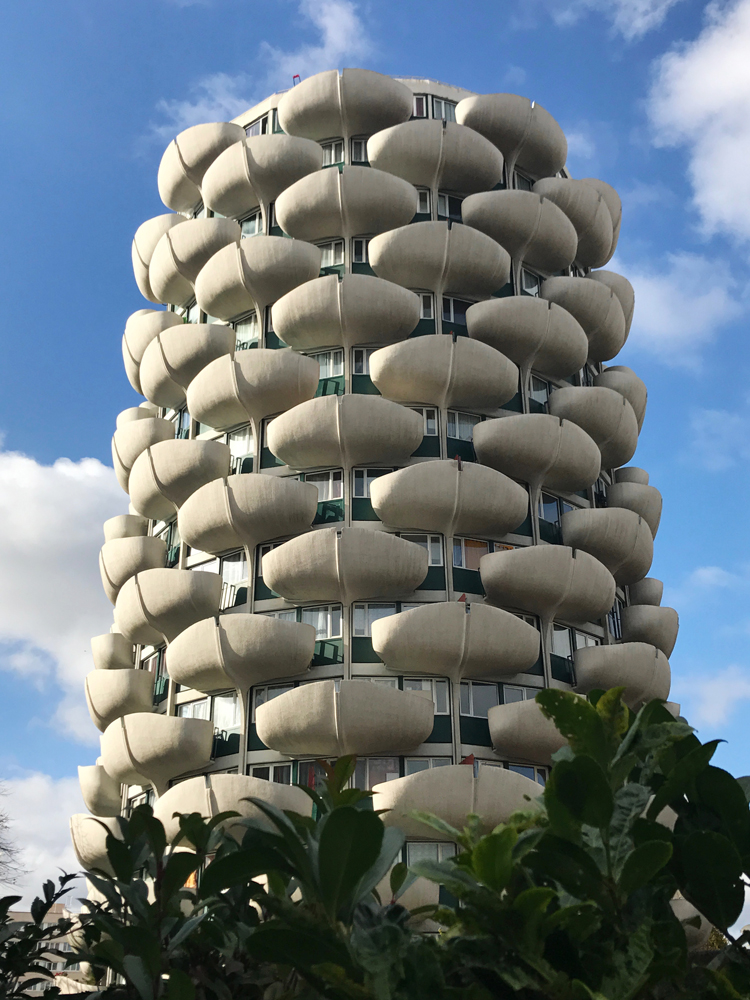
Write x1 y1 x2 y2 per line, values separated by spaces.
122 309 183 395
149 218 241 307
90 632 134 671
541 276 626 363
488 698 567 765
561 507 653 586
157 121 245 213
574 642 670 707
533 178 614 269
99 536 166 604
132 214 187 302
127 439 230 521
594 364 646 430
84 668 154 732
103 513 149 542
581 180 622 264
139 323 236 409
548 386 638 471
114 567 221 645
111 411 174 493
78 764 122 818
607 481 662 537
588 270 633 335
70 815 122 874
629 578 664 607
622 605 679 657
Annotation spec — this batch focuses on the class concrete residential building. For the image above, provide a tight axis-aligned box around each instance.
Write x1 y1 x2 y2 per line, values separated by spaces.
71 69 677 896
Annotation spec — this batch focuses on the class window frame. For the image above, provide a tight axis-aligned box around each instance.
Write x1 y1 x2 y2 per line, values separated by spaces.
441 295 471 325
249 762 293 784
321 138 345 166
350 137 368 163
307 347 344 378
460 679 500 718
252 683 295 721
452 536 494 571
352 346 377 375
403 677 450 715
352 236 370 263
410 406 438 436
437 192 463 222
304 468 344 502
317 239 345 268
412 94 428 118
352 602 398 636
404 755 452 774
432 97 457 121
446 409 481 441
300 603 343 640
416 188 431 215
400 532 443 566
245 114 269 137
352 467 393 498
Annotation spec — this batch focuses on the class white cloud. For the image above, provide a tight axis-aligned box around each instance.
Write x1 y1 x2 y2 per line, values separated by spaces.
673 664 750 727
0 447 126 743
151 72 256 141
552 0 686 39
688 404 750 471
649 0 750 241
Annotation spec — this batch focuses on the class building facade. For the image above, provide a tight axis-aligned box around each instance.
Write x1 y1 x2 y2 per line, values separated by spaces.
71 69 678 892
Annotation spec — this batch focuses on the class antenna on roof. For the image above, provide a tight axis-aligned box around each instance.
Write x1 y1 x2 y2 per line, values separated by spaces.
292 74 301 86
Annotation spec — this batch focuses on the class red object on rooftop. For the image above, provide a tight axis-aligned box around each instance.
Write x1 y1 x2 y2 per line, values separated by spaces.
292 74 301 85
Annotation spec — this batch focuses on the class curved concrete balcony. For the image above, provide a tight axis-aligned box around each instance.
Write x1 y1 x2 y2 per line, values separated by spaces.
70 815 122 875
100 713 215 795
275 166 417 242
488 698 566 765
194 235 321 321
369 335 518 411
466 297 588 380
369 221 510 300
111 415 175 493
561 508 653 586
166 613 315 694
78 764 121 818
629 577 663 607
149 218 241 307
473 414 601 493
178 474 318 554
594 365 646 431
255 679 434 757
127 439 230 521
370 460 528 538
456 94 566 178
114 567 221 645
607 482 662 537
99 536 167 604
367 118 503 194
157 121 245 213
480 545 616 624
84 668 154 733
371 601 539 681
123 309 183 395
262 526 428 604
91 632 134 671
272 273 420 352
202 134 324 220
185 347 319 432
462 190 577 275
548 386 638 471
139 323 236 409
540 276 627 363
115 402 158 429
153 773 313 845
132 214 187 302
582 180 622 265
276 68 412 141
103 514 149 542
373 763 540 839
622 605 679 657
266 394 423 470
533 178 614 269
574 642 670 707
588 269 633 334
616 466 649 485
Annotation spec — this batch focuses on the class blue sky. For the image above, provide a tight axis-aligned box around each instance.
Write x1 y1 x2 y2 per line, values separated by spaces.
1 0 749 900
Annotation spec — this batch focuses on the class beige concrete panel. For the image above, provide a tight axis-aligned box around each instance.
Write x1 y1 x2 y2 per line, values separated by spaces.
111 417 176 492
456 94 567 178
272 273 420 351
91 633 134 670
262 526 428 604
373 763 540 839
132 215 187 302
367 118 503 194
178 474 318 554
267 394 423 469
202 134 324 219
122 310 184 395
139 323 236 409
127 439 230 520
466 297 588 379
561 508 653 586
488 699 566 765
671 897 712 951
275 166 418 241
114 567 222 645
574 642 670 707
371 601 539 681
480 545 616 623
369 335 518 410
581 179 622 264
103 514 149 542
115 402 159 429
629 577 663 607
78 765 122 818
616 467 649 485
370 460 528 539
473 414 601 492
256 679 433 757
588 270 633 334
607 482 662 537
149 218 241 307
622 605 679 657
594 365 646 430
540 276 627 363
548 386 638 470
69 814 122 875
369 221 511 299
276 68 412 141
99 536 167 604
157 122 245 213
533 178 613 269
153 773 312 845
186 348 320 431
100 713 215 796
194 235 321 321
166 613 314 695
461 190 577 274
84 668 154 733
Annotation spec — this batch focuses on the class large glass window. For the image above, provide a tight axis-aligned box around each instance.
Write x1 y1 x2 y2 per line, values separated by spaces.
241 210 262 238
521 268 541 296
410 407 438 436
447 410 480 441
352 237 370 263
503 684 542 704
352 347 377 374
413 94 428 118
406 841 456 864
172 407 191 440
177 699 210 720
261 608 297 622
529 376 550 410
235 312 259 350
401 533 443 566
552 626 600 660
184 300 201 323
245 114 269 137
301 604 342 640
460 681 499 717
404 756 451 775
297 759 330 790
442 296 470 325
321 139 344 165
309 349 343 378
250 762 292 784
508 763 548 785
404 677 450 714
515 171 533 191
213 691 240 732
354 757 400 790
437 194 462 222
419 293 434 319
352 603 397 636
226 425 254 474
318 240 345 267
538 493 573 525
305 469 343 501
353 467 392 497
432 97 456 121
453 537 491 571
416 189 431 215
351 137 368 163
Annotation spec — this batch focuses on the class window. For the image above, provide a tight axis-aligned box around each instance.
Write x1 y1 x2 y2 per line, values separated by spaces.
594 478 608 508
305 469 343 501
321 139 344 165
297 760 331 790
351 138 368 163
404 677 450 714
608 598 623 640
353 467 392 497
352 237 370 263
156 520 180 567
318 240 345 267
437 193 463 222
185 300 201 323
309 348 343 378
460 680 499 717
172 407 191 439
261 608 297 622
404 756 451 775
406 841 457 864
178 698 210 720
257 542 284 579
192 204 207 219
411 407 438 436
529 376 550 410
213 691 241 733
503 684 542 704
352 347 376 374
352 603 397 636
416 189 431 215
401 533 443 566
253 683 294 719
245 114 269 136
453 537 492 571
508 763 548 785
521 269 541 296
538 493 574 525
447 410 480 440
250 762 292 784
226 425 254 474
235 312 260 350
432 97 456 121
354 757 400 790
220 551 248 609
413 94 428 118
515 171 534 192
442 296 470 326
552 626 600 660
241 210 262 238
301 604 342 639
419 293 434 319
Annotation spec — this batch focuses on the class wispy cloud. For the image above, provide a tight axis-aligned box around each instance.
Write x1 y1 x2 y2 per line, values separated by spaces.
551 0 686 40
688 403 750 472
673 664 750 727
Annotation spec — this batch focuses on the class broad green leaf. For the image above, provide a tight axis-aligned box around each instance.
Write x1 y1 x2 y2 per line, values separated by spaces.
122 954 155 1000
536 689 609 766
352 825 405 904
546 755 613 833
472 827 517 892
594 686 629 740
618 841 673 895
409 859 478 896
647 740 721 820
693 766 750 859
406 809 463 841
198 845 292 897
161 851 202 901
318 806 384 919
736 775 750 804
166 969 195 1000
679 831 745 930
389 861 408 897
105 833 134 882
529 835 606 904
245 926 352 973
